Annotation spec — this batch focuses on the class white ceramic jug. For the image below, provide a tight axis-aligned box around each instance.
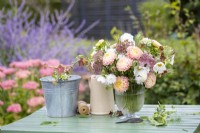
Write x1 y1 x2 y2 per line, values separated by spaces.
89 75 115 115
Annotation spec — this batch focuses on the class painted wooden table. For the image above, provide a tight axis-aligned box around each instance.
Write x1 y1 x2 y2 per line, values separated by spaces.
1 105 200 133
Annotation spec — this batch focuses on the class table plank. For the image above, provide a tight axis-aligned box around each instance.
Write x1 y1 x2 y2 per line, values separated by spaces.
1 105 200 133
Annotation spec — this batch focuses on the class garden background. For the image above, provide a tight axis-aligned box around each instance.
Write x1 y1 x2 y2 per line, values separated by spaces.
0 0 199 125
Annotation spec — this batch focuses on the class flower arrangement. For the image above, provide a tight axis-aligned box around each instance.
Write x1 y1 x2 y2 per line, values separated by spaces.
88 32 175 92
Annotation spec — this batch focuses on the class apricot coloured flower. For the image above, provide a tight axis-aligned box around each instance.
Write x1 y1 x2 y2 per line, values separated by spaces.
127 46 143 60
114 76 129 92
116 56 132 72
103 51 117 66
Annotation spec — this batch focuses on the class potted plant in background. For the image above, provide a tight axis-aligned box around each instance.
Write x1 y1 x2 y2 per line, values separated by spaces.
85 32 175 121
40 62 81 117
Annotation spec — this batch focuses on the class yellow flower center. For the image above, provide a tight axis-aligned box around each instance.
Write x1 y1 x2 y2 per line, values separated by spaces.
131 49 138 55
105 53 110 57
115 80 122 89
158 63 163 67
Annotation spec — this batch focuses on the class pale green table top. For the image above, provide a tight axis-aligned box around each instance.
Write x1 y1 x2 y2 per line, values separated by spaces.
1 105 200 133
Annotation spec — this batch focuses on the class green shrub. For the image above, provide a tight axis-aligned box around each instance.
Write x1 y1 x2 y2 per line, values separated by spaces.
138 0 175 38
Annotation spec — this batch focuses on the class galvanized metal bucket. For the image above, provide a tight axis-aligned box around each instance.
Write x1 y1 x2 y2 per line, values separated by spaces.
40 75 81 117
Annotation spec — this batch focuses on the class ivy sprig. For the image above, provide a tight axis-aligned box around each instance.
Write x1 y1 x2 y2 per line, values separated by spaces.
148 102 176 126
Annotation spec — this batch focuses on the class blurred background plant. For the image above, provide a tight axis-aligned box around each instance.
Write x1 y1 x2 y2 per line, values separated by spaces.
0 0 98 66
0 59 89 125
125 0 200 104
0 0 93 125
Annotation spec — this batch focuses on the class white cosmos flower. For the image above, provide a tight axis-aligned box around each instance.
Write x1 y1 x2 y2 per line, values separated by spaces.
153 62 166 74
117 54 125 59
97 75 106 84
91 51 97 57
134 66 149 85
120 33 135 45
135 72 148 84
106 48 116 53
134 66 150 76
106 74 116 85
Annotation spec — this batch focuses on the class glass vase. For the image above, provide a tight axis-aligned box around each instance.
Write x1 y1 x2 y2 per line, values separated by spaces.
115 84 145 123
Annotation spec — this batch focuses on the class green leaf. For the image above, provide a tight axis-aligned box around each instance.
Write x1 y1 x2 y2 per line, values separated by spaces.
40 121 58 126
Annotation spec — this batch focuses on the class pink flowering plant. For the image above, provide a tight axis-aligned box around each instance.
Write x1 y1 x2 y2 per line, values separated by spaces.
88 32 175 92
0 59 62 125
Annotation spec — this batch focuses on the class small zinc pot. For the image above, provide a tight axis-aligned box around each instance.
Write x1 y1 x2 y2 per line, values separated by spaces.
89 75 115 115
40 75 81 117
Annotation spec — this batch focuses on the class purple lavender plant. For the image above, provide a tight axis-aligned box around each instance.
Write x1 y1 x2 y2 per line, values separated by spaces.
0 0 98 72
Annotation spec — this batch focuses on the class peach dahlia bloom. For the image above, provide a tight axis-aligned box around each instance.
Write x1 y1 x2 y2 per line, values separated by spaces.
103 51 117 66
114 76 129 92
116 56 132 72
145 72 156 89
127 46 143 60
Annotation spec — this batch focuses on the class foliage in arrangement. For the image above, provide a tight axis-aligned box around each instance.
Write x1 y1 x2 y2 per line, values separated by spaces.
0 59 88 125
0 0 98 66
128 0 200 105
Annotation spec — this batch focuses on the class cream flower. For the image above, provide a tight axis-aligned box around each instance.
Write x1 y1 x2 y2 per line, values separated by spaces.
106 74 116 85
134 66 150 76
102 51 117 66
153 62 166 74
120 33 135 45
145 72 156 88
152 40 162 48
97 75 106 84
96 39 105 47
117 54 125 59
114 76 129 92
140 38 152 46
127 46 143 60
116 56 132 72
106 48 116 53
91 51 97 57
